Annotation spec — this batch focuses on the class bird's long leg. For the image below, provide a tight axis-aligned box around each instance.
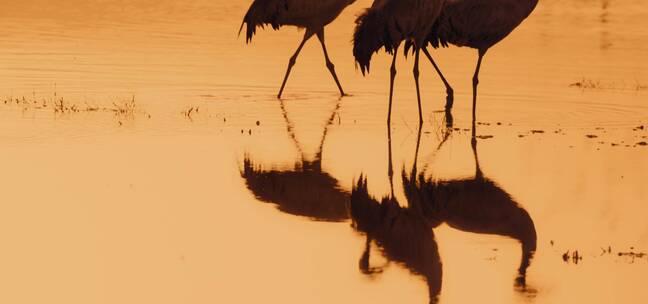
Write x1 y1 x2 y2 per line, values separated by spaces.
471 49 487 134
316 29 346 97
387 45 400 125
387 126 394 198
422 48 454 110
278 30 315 99
413 48 423 126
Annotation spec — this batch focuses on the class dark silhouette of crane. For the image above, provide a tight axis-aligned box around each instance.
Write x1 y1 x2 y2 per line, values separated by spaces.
353 0 444 125
241 99 348 222
350 127 442 304
403 127 537 289
418 0 540 126
239 0 356 99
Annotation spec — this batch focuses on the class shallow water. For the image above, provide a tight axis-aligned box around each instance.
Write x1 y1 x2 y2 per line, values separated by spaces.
1 0 648 303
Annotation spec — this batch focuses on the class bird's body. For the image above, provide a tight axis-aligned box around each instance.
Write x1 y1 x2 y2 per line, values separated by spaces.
240 0 355 42
240 0 356 98
421 0 539 126
353 0 445 124
429 0 538 50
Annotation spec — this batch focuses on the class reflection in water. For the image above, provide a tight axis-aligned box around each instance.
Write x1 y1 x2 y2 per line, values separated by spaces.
241 105 537 301
350 128 442 304
599 0 612 50
403 128 537 290
241 100 348 222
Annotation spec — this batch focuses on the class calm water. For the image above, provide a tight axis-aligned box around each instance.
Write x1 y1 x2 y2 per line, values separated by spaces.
1 0 648 303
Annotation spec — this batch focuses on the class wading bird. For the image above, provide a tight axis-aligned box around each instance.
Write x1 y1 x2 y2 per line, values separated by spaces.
417 0 539 125
353 0 444 125
239 0 356 99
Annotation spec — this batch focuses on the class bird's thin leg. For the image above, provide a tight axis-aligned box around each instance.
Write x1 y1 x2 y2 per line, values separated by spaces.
278 30 315 99
471 49 487 135
422 48 454 110
387 45 400 125
316 29 346 97
413 48 423 126
387 126 394 198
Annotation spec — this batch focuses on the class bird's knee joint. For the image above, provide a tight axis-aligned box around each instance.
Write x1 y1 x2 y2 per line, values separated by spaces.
472 77 479 86
390 67 397 76
413 68 420 79
326 61 335 70
289 56 297 66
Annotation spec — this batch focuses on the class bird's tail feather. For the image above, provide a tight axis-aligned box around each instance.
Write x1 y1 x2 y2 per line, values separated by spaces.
353 8 391 76
239 0 284 43
238 20 245 38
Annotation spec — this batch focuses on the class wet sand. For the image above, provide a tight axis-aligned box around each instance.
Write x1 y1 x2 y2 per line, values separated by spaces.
1 0 648 303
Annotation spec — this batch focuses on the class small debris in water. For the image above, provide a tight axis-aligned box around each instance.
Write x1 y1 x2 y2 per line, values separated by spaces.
518 134 525 138
636 141 647 146
570 250 583 264
497 122 502 126
618 250 647 263
550 240 554 246
248 129 252 135
531 130 545 134
586 134 598 138
256 120 260 126
477 135 494 139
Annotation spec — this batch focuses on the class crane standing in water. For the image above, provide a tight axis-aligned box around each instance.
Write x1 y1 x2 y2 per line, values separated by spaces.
353 0 445 125
418 0 539 126
239 0 355 99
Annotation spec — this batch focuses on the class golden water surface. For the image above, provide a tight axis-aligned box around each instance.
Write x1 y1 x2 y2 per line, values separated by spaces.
1 0 647 303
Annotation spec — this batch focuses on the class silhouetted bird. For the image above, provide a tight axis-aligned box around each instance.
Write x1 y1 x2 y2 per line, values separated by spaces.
353 0 444 125
350 129 442 303
241 99 349 222
417 0 539 125
403 128 537 288
239 0 355 98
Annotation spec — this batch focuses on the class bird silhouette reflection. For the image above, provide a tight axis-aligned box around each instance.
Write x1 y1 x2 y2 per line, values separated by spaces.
402 128 537 289
241 104 537 301
350 128 443 303
241 99 349 222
